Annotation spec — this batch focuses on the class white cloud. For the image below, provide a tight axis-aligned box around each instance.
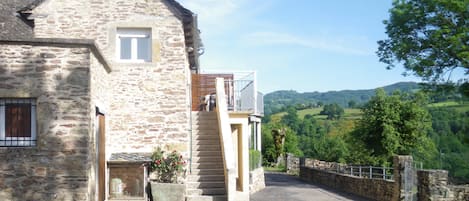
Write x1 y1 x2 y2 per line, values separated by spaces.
242 31 374 56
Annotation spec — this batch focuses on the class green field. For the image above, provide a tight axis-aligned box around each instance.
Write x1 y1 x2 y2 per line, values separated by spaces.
271 107 362 122
270 101 469 123
428 101 469 112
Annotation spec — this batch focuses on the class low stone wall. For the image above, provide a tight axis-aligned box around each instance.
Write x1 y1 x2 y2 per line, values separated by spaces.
417 170 469 201
249 167 266 194
286 154 342 174
285 153 299 174
300 166 395 201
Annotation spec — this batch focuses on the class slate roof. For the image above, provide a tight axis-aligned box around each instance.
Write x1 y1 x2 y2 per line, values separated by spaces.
109 152 152 163
0 0 36 39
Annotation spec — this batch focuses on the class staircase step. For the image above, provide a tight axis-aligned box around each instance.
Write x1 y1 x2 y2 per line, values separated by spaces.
187 181 225 189
191 162 224 169
192 144 221 151
186 195 227 201
192 130 219 135
187 175 225 182
189 169 224 176
192 126 219 131
187 188 226 196
193 150 223 156
192 139 221 146
192 134 220 140
191 156 223 163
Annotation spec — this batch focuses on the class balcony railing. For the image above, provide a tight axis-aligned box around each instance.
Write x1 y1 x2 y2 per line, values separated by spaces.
191 71 263 116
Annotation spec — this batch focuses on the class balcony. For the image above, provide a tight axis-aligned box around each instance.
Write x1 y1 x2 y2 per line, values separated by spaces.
191 71 263 116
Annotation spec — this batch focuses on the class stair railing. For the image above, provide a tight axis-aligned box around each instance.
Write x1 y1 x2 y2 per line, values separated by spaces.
215 77 236 201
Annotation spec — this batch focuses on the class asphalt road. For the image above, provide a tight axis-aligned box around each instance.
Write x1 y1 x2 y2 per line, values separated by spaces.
250 172 371 201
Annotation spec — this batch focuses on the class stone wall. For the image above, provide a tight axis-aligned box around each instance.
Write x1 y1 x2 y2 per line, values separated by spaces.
298 156 413 201
286 154 341 174
249 167 266 194
285 153 299 174
418 170 469 201
300 166 395 201
0 42 105 201
32 0 191 156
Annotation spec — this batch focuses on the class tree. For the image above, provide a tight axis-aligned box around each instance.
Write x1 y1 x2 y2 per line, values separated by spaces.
352 89 434 165
348 100 358 108
320 103 344 120
280 106 300 132
377 0 469 95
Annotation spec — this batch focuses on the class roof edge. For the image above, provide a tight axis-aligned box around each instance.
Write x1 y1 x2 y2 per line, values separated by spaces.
18 0 46 13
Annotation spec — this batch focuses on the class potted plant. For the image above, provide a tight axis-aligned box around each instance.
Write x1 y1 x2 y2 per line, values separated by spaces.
147 147 186 201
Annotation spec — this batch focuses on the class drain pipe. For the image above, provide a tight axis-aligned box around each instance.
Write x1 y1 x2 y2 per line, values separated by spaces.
188 82 193 174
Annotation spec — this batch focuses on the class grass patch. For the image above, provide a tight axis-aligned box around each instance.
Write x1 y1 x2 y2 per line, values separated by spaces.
428 101 461 107
428 101 469 112
271 107 363 122
263 166 286 172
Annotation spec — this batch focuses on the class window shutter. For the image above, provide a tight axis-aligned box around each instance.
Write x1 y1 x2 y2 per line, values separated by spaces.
5 104 31 137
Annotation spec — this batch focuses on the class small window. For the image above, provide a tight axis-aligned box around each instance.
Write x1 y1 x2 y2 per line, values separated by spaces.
0 98 37 147
116 28 152 62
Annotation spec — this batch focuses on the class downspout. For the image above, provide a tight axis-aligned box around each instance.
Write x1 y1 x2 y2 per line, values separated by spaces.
188 82 193 174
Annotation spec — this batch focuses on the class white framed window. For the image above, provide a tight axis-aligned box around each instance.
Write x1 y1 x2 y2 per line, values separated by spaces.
116 28 152 62
0 98 37 147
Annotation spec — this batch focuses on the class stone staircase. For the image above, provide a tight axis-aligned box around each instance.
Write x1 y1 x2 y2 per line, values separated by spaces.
186 111 227 201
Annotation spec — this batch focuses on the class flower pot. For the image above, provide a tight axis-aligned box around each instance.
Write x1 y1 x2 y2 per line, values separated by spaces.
150 182 185 201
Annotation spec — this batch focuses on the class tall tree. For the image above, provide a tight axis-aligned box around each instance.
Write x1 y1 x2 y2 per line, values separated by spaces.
377 0 469 95
281 106 300 132
352 89 434 164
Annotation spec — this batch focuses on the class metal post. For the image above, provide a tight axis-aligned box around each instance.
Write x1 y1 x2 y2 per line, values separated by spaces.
383 167 386 180
350 166 353 176
359 166 362 177
369 166 372 178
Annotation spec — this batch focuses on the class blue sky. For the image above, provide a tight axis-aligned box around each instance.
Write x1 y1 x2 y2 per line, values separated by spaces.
179 0 434 93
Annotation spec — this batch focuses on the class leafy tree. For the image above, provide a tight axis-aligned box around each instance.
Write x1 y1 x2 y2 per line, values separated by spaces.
283 128 303 157
280 106 300 132
348 100 358 108
261 124 277 165
320 103 345 120
351 89 434 165
377 0 469 95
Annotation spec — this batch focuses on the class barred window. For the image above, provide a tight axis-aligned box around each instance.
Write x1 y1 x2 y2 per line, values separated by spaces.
0 98 36 147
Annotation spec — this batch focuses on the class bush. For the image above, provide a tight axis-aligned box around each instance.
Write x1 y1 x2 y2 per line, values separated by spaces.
249 149 261 170
148 147 186 183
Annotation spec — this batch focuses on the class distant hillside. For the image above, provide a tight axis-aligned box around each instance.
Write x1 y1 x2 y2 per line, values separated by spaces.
264 82 421 115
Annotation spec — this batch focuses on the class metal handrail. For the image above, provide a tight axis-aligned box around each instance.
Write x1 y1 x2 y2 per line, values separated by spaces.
312 164 394 181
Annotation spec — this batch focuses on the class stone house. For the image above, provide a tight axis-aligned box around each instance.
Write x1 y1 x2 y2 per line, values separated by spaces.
0 0 264 201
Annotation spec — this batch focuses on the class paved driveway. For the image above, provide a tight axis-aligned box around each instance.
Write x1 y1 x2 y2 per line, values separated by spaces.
250 172 371 201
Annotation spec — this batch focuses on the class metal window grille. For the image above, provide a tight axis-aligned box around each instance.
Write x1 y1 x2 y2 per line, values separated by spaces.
0 98 37 147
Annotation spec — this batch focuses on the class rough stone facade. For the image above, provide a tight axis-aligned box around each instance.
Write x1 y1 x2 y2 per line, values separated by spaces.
0 42 105 201
418 170 469 201
31 0 191 155
0 0 194 200
249 167 266 194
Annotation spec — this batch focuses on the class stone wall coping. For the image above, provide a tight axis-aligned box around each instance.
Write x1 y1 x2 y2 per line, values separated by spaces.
108 152 152 163
0 38 112 72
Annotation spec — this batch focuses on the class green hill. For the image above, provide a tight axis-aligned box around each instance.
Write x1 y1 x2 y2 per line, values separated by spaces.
264 82 421 115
